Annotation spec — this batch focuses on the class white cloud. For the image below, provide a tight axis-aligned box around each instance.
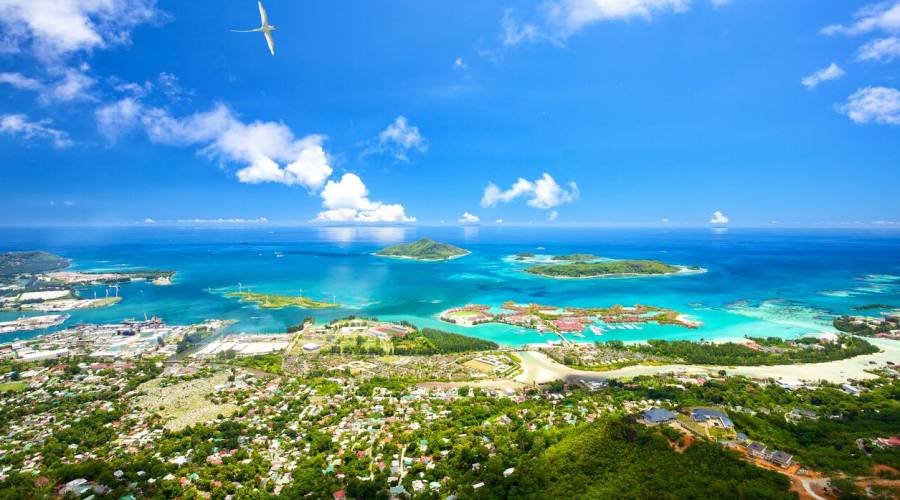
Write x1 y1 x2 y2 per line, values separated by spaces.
96 100 333 188
500 0 733 47
709 211 729 224
823 2 900 36
495 219 504 224
801 63 845 88
454 57 466 69
0 71 42 90
660 217 670 223
549 0 690 35
315 173 415 223
857 36 900 61
548 210 559 221
376 116 426 161
143 217 155 224
837 86 900 124
482 173 579 209
501 9 543 46
459 212 480 224
0 0 163 60
0 66 95 103
0 113 71 147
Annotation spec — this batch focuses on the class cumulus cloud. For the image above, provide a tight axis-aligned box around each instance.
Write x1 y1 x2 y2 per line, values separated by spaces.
823 2 900 36
143 218 155 224
95 100 333 188
0 0 163 60
857 36 900 61
661 217 670 223
315 173 415 223
501 0 693 46
459 212 480 224
801 63 845 88
454 57 466 69
548 210 559 221
0 113 71 147
375 116 426 161
0 71 42 90
549 0 690 35
481 173 579 209
837 87 900 124
0 65 95 103
495 219 504 224
709 211 729 224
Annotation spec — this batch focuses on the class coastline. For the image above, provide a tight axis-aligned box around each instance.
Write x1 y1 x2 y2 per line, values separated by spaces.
523 265 708 280
372 250 471 262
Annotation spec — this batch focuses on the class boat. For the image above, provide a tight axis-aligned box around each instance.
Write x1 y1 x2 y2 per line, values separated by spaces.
572 332 585 338
589 325 604 335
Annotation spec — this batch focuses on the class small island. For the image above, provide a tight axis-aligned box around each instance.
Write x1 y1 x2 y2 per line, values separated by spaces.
374 238 469 261
225 291 341 309
550 253 599 262
525 259 702 278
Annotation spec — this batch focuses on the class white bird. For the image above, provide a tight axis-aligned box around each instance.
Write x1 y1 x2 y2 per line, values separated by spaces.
232 1 276 56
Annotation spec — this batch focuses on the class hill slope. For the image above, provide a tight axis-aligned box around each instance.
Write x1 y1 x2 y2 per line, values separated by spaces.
375 238 469 261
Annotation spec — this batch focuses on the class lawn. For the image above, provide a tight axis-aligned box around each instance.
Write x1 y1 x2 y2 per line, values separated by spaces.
0 381 27 392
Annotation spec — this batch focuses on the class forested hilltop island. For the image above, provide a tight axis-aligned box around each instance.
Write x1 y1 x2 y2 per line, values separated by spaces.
525 259 703 278
374 238 470 261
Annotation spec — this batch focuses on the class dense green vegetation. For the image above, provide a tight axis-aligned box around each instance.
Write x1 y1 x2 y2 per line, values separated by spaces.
225 291 340 309
851 304 898 311
0 251 68 278
611 336 879 366
217 352 284 374
375 238 469 261
525 259 681 278
550 253 598 261
602 375 900 476
504 419 793 499
833 315 895 336
392 328 498 355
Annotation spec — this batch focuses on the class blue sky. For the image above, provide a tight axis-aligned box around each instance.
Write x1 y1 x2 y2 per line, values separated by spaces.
0 0 898 227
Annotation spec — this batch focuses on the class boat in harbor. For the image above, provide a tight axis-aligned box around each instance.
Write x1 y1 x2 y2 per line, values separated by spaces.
589 325 604 335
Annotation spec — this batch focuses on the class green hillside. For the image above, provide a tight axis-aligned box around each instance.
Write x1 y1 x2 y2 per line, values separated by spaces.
526 259 681 278
375 238 469 261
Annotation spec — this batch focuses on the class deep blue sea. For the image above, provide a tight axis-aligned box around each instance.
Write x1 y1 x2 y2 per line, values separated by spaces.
2 226 899 346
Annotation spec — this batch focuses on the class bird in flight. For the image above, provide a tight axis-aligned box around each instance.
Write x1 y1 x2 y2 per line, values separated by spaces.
232 1 276 56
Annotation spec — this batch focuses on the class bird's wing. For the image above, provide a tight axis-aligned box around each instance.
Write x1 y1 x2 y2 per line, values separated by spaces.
231 28 259 32
265 31 275 55
258 1 268 25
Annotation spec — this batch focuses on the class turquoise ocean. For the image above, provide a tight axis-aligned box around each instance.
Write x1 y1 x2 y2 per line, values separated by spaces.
2 226 899 346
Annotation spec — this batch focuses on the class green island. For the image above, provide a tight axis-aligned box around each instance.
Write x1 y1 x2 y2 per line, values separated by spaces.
224 291 341 309
851 303 898 311
374 237 470 261
525 259 693 278
550 253 599 261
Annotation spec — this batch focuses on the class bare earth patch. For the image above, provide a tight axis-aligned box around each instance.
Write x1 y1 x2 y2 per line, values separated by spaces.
135 372 239 431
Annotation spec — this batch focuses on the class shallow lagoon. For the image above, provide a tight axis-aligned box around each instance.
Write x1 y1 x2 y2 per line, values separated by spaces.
2 226 899 346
